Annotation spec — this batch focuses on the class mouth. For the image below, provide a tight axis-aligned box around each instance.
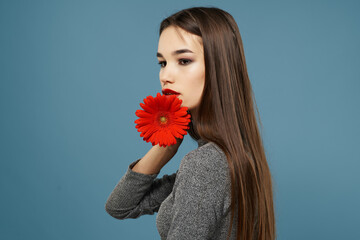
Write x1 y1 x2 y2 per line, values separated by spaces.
162 88 180 96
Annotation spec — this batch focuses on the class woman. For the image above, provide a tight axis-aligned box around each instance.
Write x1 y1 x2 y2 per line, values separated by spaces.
105 7 276 240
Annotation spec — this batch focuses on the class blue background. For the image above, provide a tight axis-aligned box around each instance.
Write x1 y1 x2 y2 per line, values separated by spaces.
1 0 359 239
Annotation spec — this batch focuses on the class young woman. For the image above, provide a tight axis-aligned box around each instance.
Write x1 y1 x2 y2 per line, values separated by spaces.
105 7 276 240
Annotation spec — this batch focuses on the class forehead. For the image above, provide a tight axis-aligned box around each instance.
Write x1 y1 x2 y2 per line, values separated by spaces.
158 26 203 54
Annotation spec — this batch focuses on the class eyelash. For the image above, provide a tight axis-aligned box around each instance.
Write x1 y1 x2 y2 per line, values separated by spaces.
158 59 192 68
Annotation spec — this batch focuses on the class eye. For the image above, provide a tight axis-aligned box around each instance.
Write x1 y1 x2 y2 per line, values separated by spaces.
179 59 192 65
158 61 166 68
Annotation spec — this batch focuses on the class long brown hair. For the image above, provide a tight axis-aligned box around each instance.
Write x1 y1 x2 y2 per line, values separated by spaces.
159 7 276 240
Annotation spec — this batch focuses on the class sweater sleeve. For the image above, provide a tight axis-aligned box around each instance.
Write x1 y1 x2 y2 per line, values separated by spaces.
105 159 177 219
166 146 228 239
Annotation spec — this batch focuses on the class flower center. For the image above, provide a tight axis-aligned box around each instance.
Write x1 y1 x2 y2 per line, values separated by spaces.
159 116 168 124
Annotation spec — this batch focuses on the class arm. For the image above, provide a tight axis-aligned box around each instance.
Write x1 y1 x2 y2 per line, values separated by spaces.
131 142 180 175
105 158 177 219
105 140 182 219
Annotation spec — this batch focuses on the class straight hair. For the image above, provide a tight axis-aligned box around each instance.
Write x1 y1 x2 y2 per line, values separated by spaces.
160 7 276 240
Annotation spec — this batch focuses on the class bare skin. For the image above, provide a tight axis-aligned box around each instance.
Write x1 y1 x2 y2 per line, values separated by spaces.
132 26 204 175
131 138 183 174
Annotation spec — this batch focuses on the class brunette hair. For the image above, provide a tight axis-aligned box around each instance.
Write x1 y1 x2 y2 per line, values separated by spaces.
159 7 276 240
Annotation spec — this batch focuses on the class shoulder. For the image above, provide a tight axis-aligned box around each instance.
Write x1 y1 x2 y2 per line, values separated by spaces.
184 141 227 168
177 142 229 186
172 142 231 213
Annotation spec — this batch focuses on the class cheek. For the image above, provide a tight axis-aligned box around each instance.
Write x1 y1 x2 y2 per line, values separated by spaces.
187 64 205 87
192 69 205 97
179 62 205 108
184 75 205 108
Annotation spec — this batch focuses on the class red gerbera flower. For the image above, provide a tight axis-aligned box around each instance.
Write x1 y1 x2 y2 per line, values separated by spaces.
134 93 191 147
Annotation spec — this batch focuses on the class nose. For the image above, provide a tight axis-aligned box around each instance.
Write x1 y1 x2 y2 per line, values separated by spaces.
159 65 175 87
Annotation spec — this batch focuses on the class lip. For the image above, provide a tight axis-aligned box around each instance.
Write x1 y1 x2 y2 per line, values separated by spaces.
162 88 180 95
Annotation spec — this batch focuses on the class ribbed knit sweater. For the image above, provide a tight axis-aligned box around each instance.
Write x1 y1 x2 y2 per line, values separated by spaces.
105 139 238 239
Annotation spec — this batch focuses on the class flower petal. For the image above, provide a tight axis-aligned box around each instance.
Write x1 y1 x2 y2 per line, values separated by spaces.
134 92 191 147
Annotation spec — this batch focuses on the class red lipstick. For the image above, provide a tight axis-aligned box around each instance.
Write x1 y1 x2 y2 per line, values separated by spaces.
162 89 180 95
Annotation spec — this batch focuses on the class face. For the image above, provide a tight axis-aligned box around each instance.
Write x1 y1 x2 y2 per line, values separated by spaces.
157 26 205 112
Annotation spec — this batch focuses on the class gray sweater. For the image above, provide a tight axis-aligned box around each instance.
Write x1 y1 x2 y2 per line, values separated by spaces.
105 139 238 239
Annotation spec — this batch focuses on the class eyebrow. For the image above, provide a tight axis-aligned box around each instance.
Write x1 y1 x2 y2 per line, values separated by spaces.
156 49 194 58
